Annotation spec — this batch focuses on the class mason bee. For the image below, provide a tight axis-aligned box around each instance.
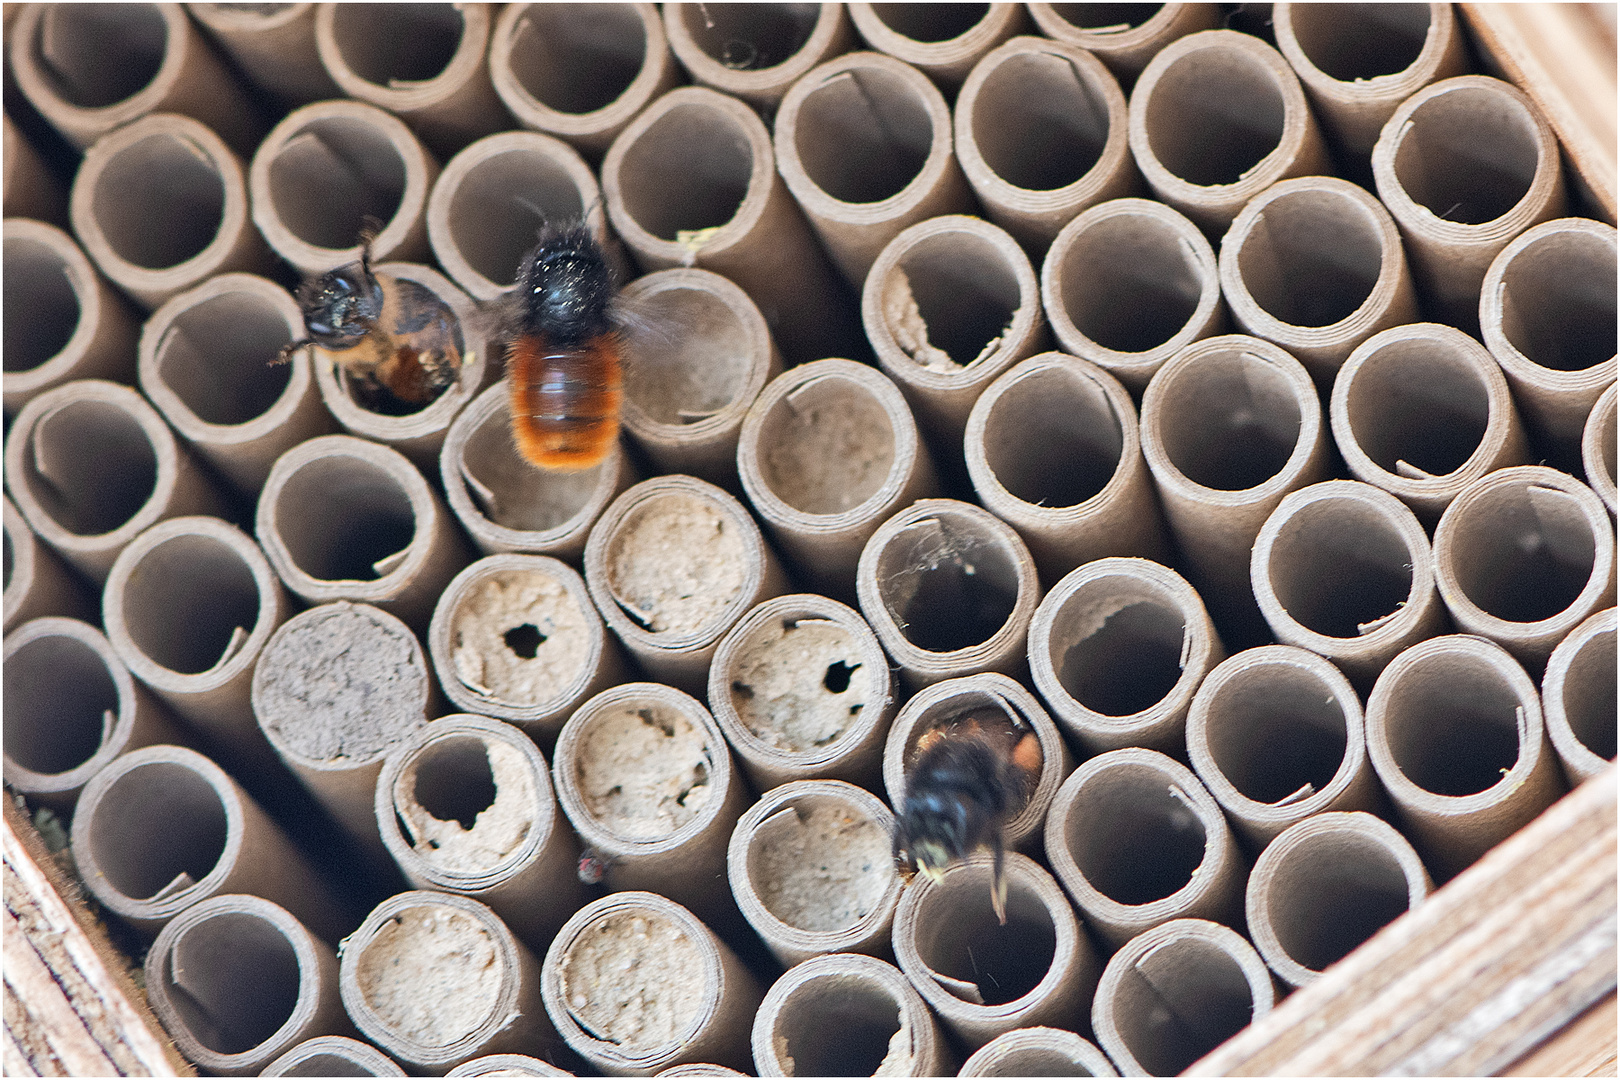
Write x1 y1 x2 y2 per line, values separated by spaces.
485 224 624 472
893 708 1042 924
280 224 465 412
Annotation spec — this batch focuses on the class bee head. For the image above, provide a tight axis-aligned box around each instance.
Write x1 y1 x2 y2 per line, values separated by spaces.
297 257 382 349
894 787 976 877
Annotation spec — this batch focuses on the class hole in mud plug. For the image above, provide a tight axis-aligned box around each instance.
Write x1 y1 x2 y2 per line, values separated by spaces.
824 661 859 693
503 623 546 659
413 739 498 830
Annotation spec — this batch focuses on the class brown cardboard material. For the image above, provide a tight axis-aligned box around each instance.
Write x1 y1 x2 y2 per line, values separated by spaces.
1245 811 1430 990
187 3 341 103
1186 645 1380 850
3 112 66 224
261 1035 404 1076
1582 383 1618 514
1025 3 1221 80
2 495 93 631
965 352 1168 583
1040 197 1225 393
1044 749 1244 948
2 617 180 810
665 3 854 108
957 1026 1117 1077
1330 322 1529 524
1539 607 1616 786
448 1055 574 1077
846 3 1027 88
143 894 348 1076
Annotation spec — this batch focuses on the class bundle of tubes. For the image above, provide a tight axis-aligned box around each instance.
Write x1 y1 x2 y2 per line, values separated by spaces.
3 3 1615 1077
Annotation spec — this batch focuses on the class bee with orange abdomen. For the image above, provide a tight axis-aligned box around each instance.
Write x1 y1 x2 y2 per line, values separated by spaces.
488 225 623 471
280 226 465 412
893 708 1042 924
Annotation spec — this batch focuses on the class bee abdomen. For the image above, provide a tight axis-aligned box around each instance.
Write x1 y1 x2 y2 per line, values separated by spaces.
508 332 623 471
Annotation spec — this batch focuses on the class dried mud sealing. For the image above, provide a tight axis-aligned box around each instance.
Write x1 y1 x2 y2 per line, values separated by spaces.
752 803 893 932
449 569 590 705
606 494 747 634
394 738 538 874
559 911 704 1050
576 704 712 838
355 906 500 1046
729 618 873 751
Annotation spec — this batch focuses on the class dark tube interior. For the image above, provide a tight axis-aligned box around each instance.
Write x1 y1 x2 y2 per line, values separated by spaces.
868 3 990 43
328 4 463 86
505 3 647 115
1266 835 1412 972
267 118 407 250
411 736 500 832
675 3 820 71
1267 499 1416 639
163 911 303 1055
972 51 1110 191
446 149 586 289
274 455 416 581
1045 4 1163 31
875 514 1020 653
914 880 1056 1006
89 761 229 900
1109 939 1256 1075
1288 3 1432 81
984 364 1122 508
1155 350 1303 491
28 4 167 108
157 292 294 426
1497 230 1617 373
119 533 263 675
1559 627 1618 760
3 236 81 373
1392 84 1540 225
1055 596 1186 716
1234 189 1383 327
1344 337 1491 477
1064 766 1207 904
23 400 158 536
1383 653 1524 796
896 233 1023 367
1056 212 1205 353
1144 46 1285 187
3 633 118 775
94 133 226 271
793 64 934 204
616 101 753 240
1447 482 1597 624
1201 664 1350 804
775 982 905 1076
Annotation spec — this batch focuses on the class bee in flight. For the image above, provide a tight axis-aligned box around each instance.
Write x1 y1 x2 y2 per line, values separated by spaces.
484 224 623 472
279 222 466 412
892 707 1042 924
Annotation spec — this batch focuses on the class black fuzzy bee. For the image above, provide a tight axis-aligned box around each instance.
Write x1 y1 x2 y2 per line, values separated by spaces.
893 710 1042 924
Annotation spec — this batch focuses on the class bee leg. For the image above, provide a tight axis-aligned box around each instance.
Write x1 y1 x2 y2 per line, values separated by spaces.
991 840 1008 926
273 339 312 366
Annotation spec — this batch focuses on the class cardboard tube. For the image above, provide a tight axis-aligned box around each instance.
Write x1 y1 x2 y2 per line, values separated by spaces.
1251 480 1447 688
542 891 762 1075
1432 465 1617 670
1479 217 1617 451
1128 30 1330 233
249 99 437 276
103 515 289 769
958 1026 1117 1078
620 267 783 489
665 3 854 108
955 37 1137 251
584 474 788 691
428 554 625 743
2 218 138 414
861 214 1048 441
1186 645 1378 850
708 593 897 792
442 380 635 561
143 894 347 1076
1370 75 1566 329
1138 334 1329 643
603 85 862 366
773 49 973 288
491 2 676 158
1025 3 1221 81
1583 383 1618 515
2 617 179 810
965 352 1168 582
1365 634 1566 880
1044 748 1243 948
1092 918 1275 1077
738 358 937 597
340 891 557 1073
309 261 492 469
139 272 334 495
551 683 749 925
883 672 1072 856
1218 175 1417 382
1273 2 1465 157
68 744 347 941
1330 321 1529 523
1028 557 1224 754
251 602 435 856
186 3 340 104
256 434 470 631
427 130 608 302
314 2 509 159
657 1066 745 1078
261 1035 405 1076
892 853 1098 1049
3 112 66 224
856 499 1040 690
846 3 1026 88
449 1055 573 1077
68 112 273 311
1040 197 1224 392
750 952 947 1078
1245 811 1430 990
376 713 587 946
4 378 223 582
7 2 260 153
1542 607 1617 785
726 779 902 967
3 496 93 630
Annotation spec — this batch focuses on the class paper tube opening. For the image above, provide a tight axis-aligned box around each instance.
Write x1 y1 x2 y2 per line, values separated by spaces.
754 953 939 1077
966 42 1113 193
980 360 1121 509
17 4 168 111
875 223 1028 375
613 100 754 241
1490 220 1617 373
667 4 838 102
113 526 263 677
83 757 231 904
1249 813 1426 983
148 285 293 427
755 370 898 516
3 228 82 376
1142 42 1285 188
1544 609 1618 776
269 453 416 585
263 1036 405 1076
13 391 159 537
558 907 708 1051
1062 765 1208 906
1389 83 1541 227
959 1026 1117 1077
1150 346 1305 491
322 5 463 89
81 126 227 274
1378 648 1527 798
867 504 1024 655
623 277 755 427
791 59 933 206
1094 920 1272 1077
1283 3 1431 81
773 985 903 1074
3 622 122 780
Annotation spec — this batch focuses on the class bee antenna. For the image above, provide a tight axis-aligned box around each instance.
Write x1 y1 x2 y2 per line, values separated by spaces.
274 339 311 366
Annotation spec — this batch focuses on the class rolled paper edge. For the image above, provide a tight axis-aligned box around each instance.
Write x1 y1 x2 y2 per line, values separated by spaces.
260 1035 406 1077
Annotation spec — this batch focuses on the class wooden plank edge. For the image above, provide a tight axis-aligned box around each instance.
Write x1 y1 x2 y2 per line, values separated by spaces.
2 795 193 1077
1461 3 1619 224
1189 764 1618 1076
